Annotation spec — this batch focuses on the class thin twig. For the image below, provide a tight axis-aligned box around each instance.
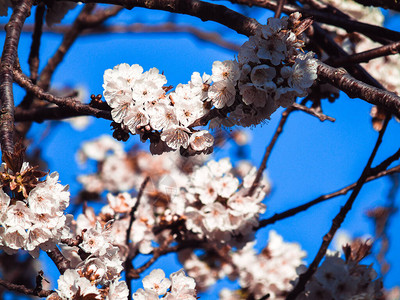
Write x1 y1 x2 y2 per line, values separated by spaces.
257 164 400 228
0 278 53 297
274 0 286 18
330 41 400 67
287 115 390 299
38 5 123 90
125 177 150 296
12 67 112 120
0 0 33 155
14 22 241 52
247 107 293 196
292 103 335 122
129 237 174 278
28 3 45 82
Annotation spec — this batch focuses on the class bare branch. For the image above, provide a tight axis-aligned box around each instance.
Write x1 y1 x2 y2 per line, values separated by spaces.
353 0 400 12
258 164 400 228
28 3 45 82
0 0 33 155
12 67 112 120
330 41 400 67
292 103 335 122
38 5 123 90
125 177 150 296
247 107 293 196
64 0 261 37
0 278 53 298
14 22 241 52
317 62 400 119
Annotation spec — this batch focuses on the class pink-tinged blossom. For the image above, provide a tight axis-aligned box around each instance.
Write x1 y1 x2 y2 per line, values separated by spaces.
149 103 179 130
189 130 214 151
250 65 276 87
124 104 150 133
174 98 205 127
107 279 129 300
143 269 172 295
287 52 318 94
212 60 240 83
132 288 159 300
4 201 33 229
208 80 236 109
53 269 101 300
298 252 383 300
161 126 191 149
168 269 197 300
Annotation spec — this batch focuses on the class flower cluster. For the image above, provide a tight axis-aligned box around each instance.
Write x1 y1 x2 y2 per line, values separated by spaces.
103 14 317 154
298 252 382 299
222 230 306 299
176 230 306 299
0 163 70 257
103 63 214 154
227 13 317 127
133 269 197 300
77 135 270 252
178 159 270 246
48 222 128 299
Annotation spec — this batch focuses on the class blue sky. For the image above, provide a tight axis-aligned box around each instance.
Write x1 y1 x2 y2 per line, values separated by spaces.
1 3 400 298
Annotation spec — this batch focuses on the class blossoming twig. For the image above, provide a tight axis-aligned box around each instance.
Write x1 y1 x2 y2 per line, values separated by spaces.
231 0 398 44
287 115 391 299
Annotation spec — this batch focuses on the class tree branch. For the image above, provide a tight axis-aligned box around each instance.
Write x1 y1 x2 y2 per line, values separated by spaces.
14 22 241 52
229 0 398 44
63 0 261 37
0 278 53 298
46 247 71 274
247 107 293 196
258 164 400 228
353 0 400 12
125 177 150 296
317 62 400 118
12 67 112 120
0 0 33 155
330 40 400 67
28 3 45 82
38 5 123 90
